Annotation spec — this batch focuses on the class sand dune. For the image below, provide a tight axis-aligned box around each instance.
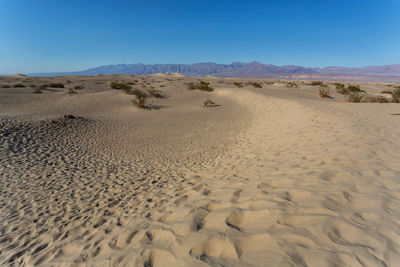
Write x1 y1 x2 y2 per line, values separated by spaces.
0 75 400 266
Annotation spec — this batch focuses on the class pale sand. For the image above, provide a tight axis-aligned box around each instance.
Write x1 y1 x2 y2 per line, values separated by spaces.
1 76 400 266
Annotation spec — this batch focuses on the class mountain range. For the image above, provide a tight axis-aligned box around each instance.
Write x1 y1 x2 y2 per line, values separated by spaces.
29 62 400 82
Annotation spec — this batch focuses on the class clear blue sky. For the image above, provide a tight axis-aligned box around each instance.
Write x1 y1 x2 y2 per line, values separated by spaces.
1 0 399 73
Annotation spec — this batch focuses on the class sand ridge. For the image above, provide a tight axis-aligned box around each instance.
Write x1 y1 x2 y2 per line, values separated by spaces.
0 75 400 266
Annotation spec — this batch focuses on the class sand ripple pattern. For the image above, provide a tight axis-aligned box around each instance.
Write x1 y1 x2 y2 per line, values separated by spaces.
1 87 400 266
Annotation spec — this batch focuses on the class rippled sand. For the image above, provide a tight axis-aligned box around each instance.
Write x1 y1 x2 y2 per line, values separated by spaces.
1 75 399 266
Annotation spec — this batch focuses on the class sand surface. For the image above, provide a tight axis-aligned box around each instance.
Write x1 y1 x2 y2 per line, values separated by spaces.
1 75 400 266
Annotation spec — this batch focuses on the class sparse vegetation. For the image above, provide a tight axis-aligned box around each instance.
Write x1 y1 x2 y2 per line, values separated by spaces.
347 85 366 93
348 93 391 103
285 82 298 88
68 88 77 94
348 93 363 103
32 87 42 94
233 82 244 88
130 89 149 109
48 83 64 88
187 81 214 91
310 81 327 87
393 88 400 103
319 88 331 98
335 83 366 95
1 84 11 88
361 95 391 103
74 85 84 90
13 83 25 88
380 90 393 95
110 82 131 91
67 80 72 83
39 84 49 89
249 82 262 88
203 98 216 107
147 89 163 98
30 85 37 88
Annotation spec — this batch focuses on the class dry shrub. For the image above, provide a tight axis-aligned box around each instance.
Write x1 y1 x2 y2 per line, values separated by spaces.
311 81 327 87
74 85 84 90
68 88 77 94
147 89 163 98
13 83 25 88
392 88 400 103
203 98 216 107
187 81 214 91
33 87 42 94
285 82 298 88
110 82 131 92
319 88 331 98
233 82 244 88
131 89 149 109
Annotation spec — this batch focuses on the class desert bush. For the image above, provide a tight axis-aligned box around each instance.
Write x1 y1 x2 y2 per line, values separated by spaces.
48 83 64 88
393 88 400 103
348 93 392 103
348 93 363 103
249 82 262 88
233 82 244 88
32 87 42 94
74 85 84 90
147 89 163 98
13 83 25 88
347 85 365 93
110 82 131 91
380 90 393 95
1 84 11 88
360 95 391 103
39 84 49 89
203 98 216 107
68 88 77 94
131 89 149 109
187 81 214 91
67 80 72 83
30 85 37 88
319 88 331 98
310 81 327 87
285 82 298 88
335 83 346 94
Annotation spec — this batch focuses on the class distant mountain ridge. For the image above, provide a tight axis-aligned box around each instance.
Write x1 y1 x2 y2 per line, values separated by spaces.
29 62 400 81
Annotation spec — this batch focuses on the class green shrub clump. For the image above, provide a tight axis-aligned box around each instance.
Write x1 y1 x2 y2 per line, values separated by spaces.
392 88 400 103
310 81 327 87
187 81 214 91
249 82 262 88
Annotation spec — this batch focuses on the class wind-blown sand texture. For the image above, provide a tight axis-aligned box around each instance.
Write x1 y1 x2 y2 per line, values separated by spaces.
1 75 400 266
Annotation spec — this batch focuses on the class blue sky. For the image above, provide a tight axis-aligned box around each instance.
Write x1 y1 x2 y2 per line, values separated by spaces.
0 0 399 73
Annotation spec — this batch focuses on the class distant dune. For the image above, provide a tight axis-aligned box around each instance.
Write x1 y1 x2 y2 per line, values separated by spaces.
28 62 400 82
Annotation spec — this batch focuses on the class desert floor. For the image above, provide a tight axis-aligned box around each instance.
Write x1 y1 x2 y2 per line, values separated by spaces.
1 75 400 266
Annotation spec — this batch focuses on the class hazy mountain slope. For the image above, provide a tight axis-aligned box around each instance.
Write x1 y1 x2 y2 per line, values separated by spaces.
28 62 400 80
